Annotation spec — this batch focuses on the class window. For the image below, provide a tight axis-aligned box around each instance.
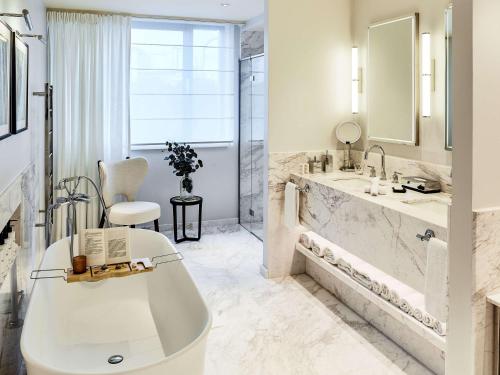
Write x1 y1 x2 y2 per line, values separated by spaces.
130 19 236 147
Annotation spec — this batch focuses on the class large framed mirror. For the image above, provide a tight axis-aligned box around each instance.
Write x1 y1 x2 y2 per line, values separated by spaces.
367 14 419 145
445 5 453 150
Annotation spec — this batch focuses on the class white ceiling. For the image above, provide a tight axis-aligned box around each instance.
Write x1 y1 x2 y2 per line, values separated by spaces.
44 0 264 22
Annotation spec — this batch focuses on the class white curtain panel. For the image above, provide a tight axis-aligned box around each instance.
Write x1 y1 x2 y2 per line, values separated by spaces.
48 12 131 238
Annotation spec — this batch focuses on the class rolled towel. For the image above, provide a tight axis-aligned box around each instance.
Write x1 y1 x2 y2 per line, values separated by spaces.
389 290 402 307
422 312 436 328
311 237 331 257
380 285 391 301
433 321 447 336
352 268 372 290
299 231 315 249
324 247 338 265
412 307 424 322
337 258 353 275
372 280 390 298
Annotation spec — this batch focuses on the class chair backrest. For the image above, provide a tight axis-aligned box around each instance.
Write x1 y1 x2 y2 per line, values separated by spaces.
98 157 149 208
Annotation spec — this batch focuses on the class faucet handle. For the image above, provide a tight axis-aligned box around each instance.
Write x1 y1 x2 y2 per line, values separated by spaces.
392 171 402 183
367 165 377 178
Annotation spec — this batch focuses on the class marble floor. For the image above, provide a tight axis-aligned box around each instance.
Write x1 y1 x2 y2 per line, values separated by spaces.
166 225 433 375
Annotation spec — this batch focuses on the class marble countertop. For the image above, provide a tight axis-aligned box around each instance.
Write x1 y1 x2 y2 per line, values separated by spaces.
291 170 451 229
487 294 500 308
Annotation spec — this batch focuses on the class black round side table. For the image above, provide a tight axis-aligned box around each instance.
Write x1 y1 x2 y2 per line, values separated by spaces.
170 196 203 243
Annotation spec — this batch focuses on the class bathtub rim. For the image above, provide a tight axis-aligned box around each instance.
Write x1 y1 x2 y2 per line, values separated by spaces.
21 229 213 375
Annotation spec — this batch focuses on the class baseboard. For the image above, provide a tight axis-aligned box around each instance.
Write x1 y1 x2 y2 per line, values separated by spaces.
142 218 239 232
259 264 269 279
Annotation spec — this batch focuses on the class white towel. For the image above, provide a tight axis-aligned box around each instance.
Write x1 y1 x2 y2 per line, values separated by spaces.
284 182 299 229
299 231 315 249
422 312 436 328
311 237 331 257
337 258 353 275
433 320 447 336
412 307 424 322
425 238 448 323
324 247 338 265
352 268 372 290
372 280 389 297
389 290 402 307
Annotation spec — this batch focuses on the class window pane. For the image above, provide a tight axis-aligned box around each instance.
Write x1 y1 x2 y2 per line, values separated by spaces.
130 70 234 95
130 19 236 145
131 119 234 144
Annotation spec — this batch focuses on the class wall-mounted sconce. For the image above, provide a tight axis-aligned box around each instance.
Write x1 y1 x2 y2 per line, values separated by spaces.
352 47 362 114
0 9 33 31
18 33 46 45
421 33 435 118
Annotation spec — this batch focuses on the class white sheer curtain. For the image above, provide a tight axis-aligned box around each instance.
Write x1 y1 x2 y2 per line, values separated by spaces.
48 11 131 237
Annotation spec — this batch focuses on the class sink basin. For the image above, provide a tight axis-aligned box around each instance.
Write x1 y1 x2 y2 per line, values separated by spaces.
402 198 450 217
330 177 370 190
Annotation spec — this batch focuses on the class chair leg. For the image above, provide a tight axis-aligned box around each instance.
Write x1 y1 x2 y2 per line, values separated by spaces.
154 219 160 232
99 211 106 228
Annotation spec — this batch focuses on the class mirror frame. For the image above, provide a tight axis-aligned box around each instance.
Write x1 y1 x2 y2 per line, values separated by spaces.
367 14 419 146
445 5 453 151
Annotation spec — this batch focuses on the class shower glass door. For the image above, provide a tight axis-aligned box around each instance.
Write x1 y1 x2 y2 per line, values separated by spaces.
239 55 264 240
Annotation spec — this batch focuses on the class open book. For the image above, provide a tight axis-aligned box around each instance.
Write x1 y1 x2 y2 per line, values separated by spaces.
79 227 131 267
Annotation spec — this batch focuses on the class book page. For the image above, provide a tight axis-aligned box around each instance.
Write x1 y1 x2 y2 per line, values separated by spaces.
79 229 106 267
105 227 131 264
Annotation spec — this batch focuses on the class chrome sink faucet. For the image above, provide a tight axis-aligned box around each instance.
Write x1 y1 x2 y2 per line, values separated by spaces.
364 145 387 180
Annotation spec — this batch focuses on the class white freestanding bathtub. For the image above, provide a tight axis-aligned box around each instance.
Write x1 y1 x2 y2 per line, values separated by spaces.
21 229 211 375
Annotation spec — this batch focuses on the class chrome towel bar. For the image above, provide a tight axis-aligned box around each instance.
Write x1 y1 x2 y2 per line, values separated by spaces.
290 179 310 193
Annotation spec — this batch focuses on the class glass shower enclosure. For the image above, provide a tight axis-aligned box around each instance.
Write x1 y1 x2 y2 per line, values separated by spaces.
239 54 264 240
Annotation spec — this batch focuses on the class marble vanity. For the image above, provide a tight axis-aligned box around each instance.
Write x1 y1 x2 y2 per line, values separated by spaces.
292 170 450 293
292 169 450 375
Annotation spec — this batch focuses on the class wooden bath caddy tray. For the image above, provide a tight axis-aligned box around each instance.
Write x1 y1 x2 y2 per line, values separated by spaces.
30 252 183 283
67 258 153 283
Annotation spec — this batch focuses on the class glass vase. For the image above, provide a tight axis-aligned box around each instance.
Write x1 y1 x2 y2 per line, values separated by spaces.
179 176 194 200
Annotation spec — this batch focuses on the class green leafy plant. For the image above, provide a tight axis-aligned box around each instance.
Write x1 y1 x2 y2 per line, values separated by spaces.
164 142 204 193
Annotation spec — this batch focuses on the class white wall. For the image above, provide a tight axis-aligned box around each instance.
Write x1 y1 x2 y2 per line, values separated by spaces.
472 0 500 210
446 0 473 373
267 0 352 153
130 145 239 226
352 0 452 166
0 0 46 203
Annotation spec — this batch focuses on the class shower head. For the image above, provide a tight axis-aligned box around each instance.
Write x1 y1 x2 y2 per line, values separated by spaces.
22 9 32 31
0 9 33 31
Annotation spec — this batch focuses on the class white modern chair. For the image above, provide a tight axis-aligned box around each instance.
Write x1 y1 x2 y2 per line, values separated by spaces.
97 157 161 231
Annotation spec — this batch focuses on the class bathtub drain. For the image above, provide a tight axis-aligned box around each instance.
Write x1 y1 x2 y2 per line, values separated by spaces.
108 355 124 364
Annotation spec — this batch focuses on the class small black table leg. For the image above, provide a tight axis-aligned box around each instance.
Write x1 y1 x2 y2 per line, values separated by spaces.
197 201 202 240
182 205 187 239
173 205 179 242
154 219 159 232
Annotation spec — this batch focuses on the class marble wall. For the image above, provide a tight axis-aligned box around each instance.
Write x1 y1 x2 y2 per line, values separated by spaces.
471 208 500 374
0 164 42 374
240 30 264 59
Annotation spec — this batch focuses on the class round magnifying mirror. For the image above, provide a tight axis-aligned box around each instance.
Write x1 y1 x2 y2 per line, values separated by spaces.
336 121 361 144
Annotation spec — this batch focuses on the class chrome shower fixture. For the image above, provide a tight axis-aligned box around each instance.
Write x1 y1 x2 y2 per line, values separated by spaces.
18 33 45 44
0 9 33 31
